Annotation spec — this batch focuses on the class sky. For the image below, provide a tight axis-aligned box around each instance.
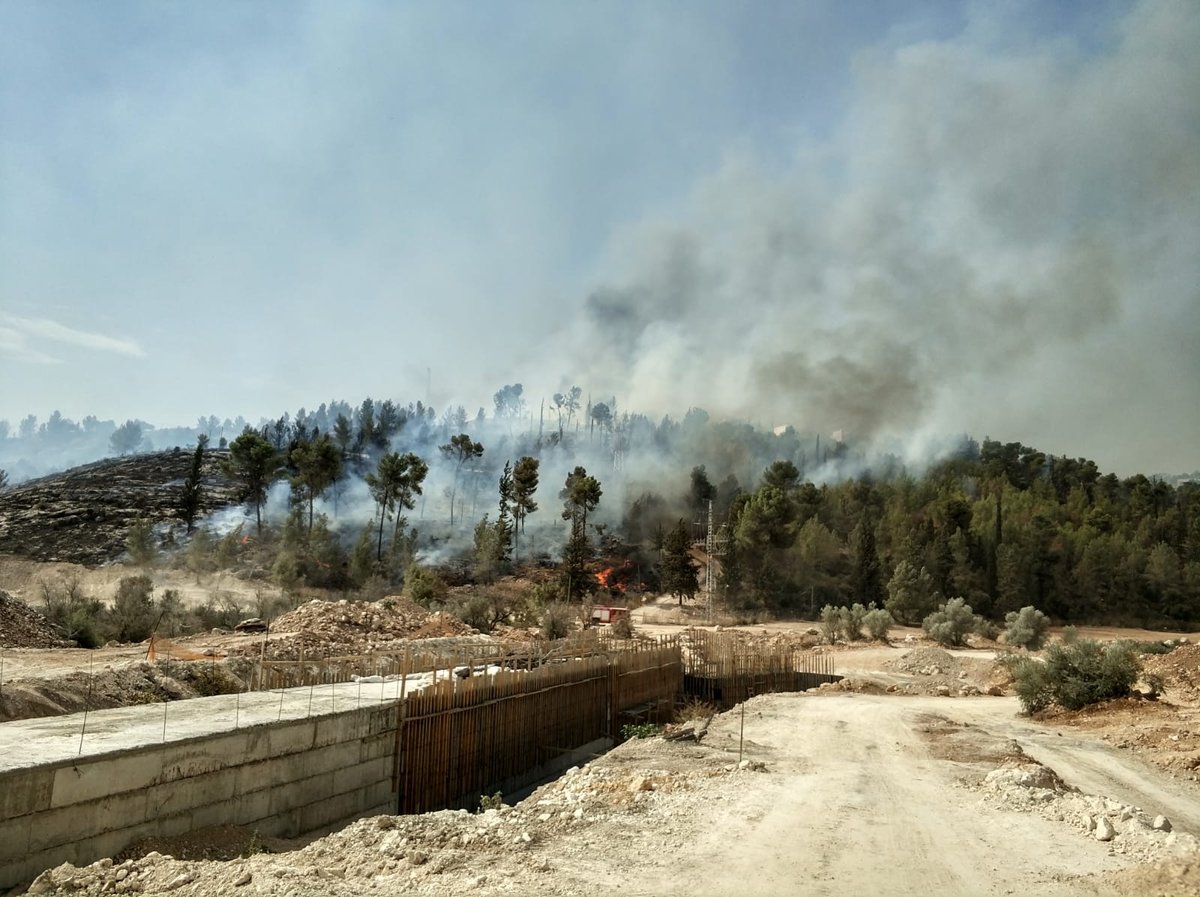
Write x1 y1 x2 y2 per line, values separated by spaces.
0 0 1196 476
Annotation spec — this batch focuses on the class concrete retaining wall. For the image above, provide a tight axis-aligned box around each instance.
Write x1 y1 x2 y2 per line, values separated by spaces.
0 701 399 890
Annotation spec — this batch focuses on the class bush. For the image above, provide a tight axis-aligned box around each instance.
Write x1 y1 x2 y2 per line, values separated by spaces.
844 603 867 641
675 698 716 723
110 575 157 642
819 605 842 644
404 564 448 607
540 602 573 640
621 722 661 740
1004 606 1051 651
1060 625 1080 646
975 617 1000 641
1010 656 1053 713
610 613 635 640
922 597 978 647
862 605 894 640
820 603 872 642
39 575 105 647
1011 639 1142 713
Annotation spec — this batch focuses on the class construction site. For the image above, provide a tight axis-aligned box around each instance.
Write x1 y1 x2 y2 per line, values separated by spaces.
0 587 846 894
0 580 1198 896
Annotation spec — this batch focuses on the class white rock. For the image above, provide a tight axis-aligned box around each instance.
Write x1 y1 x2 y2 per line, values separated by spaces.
1095 817 1116 842
1152 815 1173 832
1081 814 1096 832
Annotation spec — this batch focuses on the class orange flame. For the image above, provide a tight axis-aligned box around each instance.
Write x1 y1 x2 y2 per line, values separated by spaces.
595 566 627 591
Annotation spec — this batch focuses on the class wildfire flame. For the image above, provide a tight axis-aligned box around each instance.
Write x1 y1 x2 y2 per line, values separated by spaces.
595 564 629 591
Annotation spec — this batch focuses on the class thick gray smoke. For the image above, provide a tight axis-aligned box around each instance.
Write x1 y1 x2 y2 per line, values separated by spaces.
554 1 1200 473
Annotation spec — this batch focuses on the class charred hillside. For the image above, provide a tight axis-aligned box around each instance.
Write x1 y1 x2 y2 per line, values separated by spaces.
0 450 240 565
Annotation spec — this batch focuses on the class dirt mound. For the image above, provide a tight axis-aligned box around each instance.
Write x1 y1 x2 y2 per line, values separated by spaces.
1081 855 1200 897
0 659 247 723
0 589 70 648
272 596 476 641
235 597 482 659
1039 698 1200 781
892 646 958 675
1144 644 1200 704
980 756 1200 864
117 824 298 863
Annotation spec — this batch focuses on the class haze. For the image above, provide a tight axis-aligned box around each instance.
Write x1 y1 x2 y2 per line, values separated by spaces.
1 0 1196 476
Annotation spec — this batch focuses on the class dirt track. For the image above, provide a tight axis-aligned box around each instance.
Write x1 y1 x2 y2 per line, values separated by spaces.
561 693 1198 897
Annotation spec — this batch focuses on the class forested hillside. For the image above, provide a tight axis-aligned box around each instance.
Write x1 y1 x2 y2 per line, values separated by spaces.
1 391 1196 629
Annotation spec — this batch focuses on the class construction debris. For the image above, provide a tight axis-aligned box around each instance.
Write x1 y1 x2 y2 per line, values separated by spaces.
0 589 70 648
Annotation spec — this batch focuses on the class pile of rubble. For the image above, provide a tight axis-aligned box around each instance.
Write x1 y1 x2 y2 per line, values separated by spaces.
1143 644 1200 705
0 589 71 648
978 759 1200 863
228 598 483 659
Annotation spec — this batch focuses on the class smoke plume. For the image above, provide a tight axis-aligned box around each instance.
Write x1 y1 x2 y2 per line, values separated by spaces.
555 1 1200 472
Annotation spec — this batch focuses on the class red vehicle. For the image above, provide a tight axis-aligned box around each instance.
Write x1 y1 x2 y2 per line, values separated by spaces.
590 605 630 625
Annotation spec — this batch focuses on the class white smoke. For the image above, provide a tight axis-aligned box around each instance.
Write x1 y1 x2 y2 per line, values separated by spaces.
546 1 1200 474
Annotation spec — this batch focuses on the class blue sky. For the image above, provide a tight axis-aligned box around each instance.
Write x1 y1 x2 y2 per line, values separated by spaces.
1 0 1196 474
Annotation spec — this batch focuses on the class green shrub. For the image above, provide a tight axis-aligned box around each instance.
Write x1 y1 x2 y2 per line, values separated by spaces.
1135 641 1174 656
922 597 978 647
39 575 106 647
819 605 842 644
110 575 157 642
540 602 573 640
1004 606 1050 650
862 605 894 640
844 603 868 641
974 617 1000 641
1010 656 1053 713
1011 639 1142 713
404 564 447 607
621 722 662 740
1060 625 1080 646
610 613 635 640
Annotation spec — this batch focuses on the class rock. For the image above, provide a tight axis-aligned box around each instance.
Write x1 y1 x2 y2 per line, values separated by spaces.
1081 814 1096 833
628 776 648 793
234 871 252 887
1152 815 1173 832
935 685 952 697
26 872 55 895
986 686 1005 696
1095 817 1116 842
406 850 428 866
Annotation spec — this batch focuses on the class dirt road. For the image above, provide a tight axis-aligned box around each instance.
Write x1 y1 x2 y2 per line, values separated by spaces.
555 693 1198 897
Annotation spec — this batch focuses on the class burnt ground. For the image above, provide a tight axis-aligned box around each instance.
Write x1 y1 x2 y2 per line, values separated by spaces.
0 451 241 565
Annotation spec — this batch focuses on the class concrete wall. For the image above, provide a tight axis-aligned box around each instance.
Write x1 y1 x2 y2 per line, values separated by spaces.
0 702 399 890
